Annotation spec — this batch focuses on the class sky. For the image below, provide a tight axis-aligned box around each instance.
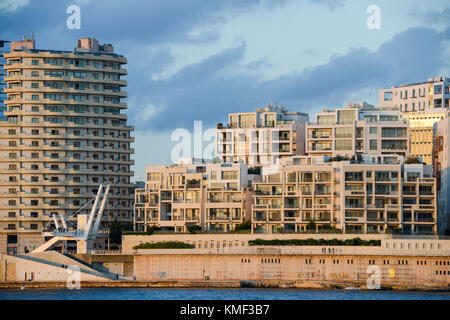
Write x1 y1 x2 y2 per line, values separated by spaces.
1 0 449 181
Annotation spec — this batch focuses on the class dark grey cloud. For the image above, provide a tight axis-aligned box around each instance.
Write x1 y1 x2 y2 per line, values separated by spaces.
274 26 450 107
2 0 446 136
137 26 449 131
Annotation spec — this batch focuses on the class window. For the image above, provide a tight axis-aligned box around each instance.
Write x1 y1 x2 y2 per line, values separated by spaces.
44 70 64 77
335 127 353 138
335 140 352 150
337 110 356 124
31 106 39 112
370 140 378 150
7 235 18 244
384 91 393 101
67 71 86 78
369 127 378 134
221 171 238 180
31 83 39 88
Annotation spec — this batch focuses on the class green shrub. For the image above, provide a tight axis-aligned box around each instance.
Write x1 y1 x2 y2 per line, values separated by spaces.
248 238 381 247
133 241 195 250
235 220 251 231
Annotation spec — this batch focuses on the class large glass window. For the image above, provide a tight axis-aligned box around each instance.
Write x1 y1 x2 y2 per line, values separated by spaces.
337 110 356 124
335 127 353 138
317 115 335 125
335 140 352 150
221 170 238 180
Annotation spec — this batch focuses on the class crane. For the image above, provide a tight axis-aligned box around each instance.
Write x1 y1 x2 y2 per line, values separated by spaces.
32 184 111 254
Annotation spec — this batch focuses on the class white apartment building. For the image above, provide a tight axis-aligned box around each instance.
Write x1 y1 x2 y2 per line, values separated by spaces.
379 77 450 165
252 155 437 235
379 77 450 112
134 159 254 233
215 104 308 166
306 102 409 158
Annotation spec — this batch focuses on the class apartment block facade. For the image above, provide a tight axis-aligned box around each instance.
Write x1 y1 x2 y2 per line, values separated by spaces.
434 112 450 235
379 77 450 165
0 40 10 120
134 159 253 233
0 37 134 254
252 155 437 235
306 102 409 158
215 104 308 166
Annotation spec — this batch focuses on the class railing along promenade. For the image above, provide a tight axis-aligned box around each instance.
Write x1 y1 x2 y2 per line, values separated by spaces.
131 246 450 257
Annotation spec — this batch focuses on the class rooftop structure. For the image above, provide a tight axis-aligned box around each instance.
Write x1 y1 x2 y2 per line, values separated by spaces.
379 77 450 165
306 102 409 158
215 103 309 166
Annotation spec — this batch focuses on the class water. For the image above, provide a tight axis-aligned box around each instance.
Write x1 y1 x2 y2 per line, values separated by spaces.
0 288 449 300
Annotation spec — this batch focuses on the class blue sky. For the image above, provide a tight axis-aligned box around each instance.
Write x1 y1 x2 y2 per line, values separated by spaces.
1 0 449 180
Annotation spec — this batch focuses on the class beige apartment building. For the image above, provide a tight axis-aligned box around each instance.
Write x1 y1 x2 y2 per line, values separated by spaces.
434 111 450 235
379 77 450 165
134 159 253 233
306 102 409 159
0 36 134 254
215 104 308 166
252 155 437 235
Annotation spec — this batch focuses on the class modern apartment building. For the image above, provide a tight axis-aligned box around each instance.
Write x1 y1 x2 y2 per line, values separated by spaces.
0 36 134 254
134 159 253 233
0 40 10 120
215 104 308 166
434 111 450 235
379 77 450 165
306 102 409 158
252 155 437 235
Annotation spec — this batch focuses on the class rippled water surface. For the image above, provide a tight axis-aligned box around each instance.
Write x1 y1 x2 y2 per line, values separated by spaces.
0 288 449 300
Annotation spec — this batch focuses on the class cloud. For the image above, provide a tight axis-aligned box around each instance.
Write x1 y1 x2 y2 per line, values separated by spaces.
132 26 450 133
411 6 450 29
139 101 168 122
0 0 29 12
